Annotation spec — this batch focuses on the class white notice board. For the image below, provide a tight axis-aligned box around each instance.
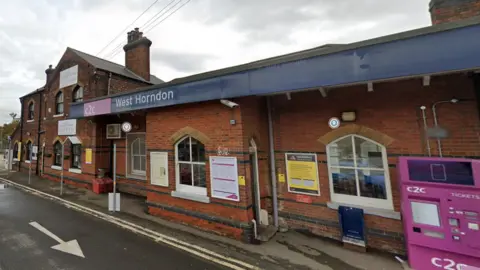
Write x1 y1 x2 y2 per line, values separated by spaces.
59 65 78 89
210 156 240 201
150 152 169 187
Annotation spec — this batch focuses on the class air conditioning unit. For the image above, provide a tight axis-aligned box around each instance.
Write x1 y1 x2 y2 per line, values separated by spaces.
106 124 121 139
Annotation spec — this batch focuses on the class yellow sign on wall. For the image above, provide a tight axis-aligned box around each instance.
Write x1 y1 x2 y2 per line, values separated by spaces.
17 142 22 160
85 148 92 164
285 153 320 196
238 176 245 186
278 174 285 183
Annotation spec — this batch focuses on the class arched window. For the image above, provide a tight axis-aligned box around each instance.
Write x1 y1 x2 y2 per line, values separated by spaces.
25 141 32 161
53 141 62 166
72 86 83 103
28 102 34 120
175 136 206 195
71 144 82 169
13 142 19 160
55 91 64 114
327 135 392 209
131 137 146 175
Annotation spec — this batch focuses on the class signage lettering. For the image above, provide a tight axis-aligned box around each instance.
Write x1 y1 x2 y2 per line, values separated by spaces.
84 98 112 117
451 193 480 200
407 186 426 194
431 257 469 270
114 90 174 109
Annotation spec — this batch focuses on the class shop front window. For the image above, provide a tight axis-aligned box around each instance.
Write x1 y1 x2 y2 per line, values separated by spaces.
127 133 146 177
71 144 82 169
327 135 392 209
175 136 206 195
53 141 62 166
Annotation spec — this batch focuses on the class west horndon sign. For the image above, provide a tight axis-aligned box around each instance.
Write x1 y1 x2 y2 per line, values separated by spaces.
112 89 175 113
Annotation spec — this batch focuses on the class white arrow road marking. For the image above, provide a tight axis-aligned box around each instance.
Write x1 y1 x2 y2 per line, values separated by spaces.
29 221 85 258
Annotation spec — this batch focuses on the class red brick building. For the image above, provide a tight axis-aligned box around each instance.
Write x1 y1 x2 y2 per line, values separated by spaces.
12 1 480 256
12 28 163 193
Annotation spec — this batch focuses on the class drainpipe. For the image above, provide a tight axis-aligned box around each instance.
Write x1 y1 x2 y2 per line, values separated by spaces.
19 98 24 172
267 97 278 228
107 72 112 96
432 98 459 157
36 92 43 175
419 106 431 157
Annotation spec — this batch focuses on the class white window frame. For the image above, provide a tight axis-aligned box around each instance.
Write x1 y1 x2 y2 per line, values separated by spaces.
25 141 32 162
175 136 207 196
326 134 393 210
126 133 146 179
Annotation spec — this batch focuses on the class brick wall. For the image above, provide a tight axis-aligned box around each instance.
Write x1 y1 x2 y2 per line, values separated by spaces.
270 73 480 254
144 100 256 242
430 0 480 25
36 48 153 190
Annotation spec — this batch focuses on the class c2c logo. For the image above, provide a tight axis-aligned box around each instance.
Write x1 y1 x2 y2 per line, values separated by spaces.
431 257 469 270
407 186 426 194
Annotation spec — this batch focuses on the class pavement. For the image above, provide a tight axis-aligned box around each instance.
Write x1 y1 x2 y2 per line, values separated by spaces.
0 165 406 270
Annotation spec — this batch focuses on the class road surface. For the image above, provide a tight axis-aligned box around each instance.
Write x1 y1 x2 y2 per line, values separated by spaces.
0 185 225 270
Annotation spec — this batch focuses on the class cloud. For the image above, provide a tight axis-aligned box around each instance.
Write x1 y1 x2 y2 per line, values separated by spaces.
0 0 432 124
151 49 215 73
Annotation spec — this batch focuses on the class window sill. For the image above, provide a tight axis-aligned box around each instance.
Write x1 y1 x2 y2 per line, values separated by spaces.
27 120 34 123
68 168 82 174
327 201 401 220
51 165 62 171
13 158 18 162
25 160 31 164
171 191 210 204
53 114 64 118
127 174 147 181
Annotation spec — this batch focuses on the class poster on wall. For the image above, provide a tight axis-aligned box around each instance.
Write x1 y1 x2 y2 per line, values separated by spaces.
210 156 240 201
58 119 77 136
59 65 78 89
85 149 92 164
285 153 320 196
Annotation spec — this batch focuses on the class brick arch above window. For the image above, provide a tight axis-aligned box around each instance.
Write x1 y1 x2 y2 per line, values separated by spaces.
317 124 394 147
52 136 62 144
169 126 211 145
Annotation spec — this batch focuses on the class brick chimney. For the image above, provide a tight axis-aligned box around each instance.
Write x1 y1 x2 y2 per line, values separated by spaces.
123 28 152 81
430 0 480 25
45 64 54 85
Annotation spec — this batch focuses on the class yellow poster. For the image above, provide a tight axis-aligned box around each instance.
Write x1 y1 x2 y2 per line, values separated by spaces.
238 176 245 186
85 148 92 164
17 142 22 160
285 153 320 196
278 174 285 183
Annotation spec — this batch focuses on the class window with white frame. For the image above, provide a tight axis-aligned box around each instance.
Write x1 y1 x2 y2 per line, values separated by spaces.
28 102 34 120
25 141 32 161
71 144 82 169
72 86 83 103
13 142 19 160
175 136 206 195
327 135 393 210
53 141 62 166
55 91 64 114
127 133 146 177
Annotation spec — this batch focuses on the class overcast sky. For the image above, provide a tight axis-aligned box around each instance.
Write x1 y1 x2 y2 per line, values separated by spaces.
0 0 431 124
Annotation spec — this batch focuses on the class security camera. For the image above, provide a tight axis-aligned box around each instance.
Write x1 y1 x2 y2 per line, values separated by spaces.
220 99 239 108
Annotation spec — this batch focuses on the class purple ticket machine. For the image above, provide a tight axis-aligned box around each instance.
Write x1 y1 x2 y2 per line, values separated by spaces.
398 157 480 270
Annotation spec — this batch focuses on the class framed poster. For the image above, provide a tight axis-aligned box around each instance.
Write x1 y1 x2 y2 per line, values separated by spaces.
209 156 240 201
285 153 320 196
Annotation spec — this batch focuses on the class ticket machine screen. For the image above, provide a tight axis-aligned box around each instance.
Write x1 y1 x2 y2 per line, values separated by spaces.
407 160 474 186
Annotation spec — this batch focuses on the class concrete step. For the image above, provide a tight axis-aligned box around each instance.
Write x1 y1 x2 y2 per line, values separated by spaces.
257 225 277 242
